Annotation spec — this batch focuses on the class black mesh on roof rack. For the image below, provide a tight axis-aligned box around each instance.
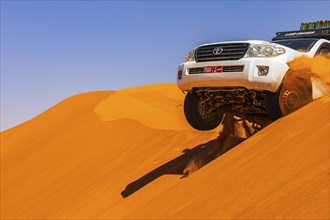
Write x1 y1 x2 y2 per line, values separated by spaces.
272 27 330 41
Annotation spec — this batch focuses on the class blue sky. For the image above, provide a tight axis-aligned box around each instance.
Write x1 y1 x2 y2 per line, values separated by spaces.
1 0 329 131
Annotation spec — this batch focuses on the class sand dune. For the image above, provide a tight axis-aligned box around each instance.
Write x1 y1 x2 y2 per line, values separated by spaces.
94 84 191 130
1 83 329 219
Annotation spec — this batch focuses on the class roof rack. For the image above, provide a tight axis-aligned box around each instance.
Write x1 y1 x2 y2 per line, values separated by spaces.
272 20 330 41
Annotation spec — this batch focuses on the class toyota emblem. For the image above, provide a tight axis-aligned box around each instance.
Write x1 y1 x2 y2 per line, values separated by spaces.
213 47 224 55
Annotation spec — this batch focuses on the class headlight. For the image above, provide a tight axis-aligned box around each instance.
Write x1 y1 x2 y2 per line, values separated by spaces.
184 49 196 62
244 43 286 58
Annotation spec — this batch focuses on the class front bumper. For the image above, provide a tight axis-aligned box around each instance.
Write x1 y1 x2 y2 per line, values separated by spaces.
177 57 289 93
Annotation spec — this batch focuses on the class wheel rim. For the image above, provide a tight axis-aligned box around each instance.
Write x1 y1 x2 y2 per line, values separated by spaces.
281 89 300 114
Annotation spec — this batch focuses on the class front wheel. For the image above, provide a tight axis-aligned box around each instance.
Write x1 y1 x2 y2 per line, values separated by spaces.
265 72 313 120
184 92 224 130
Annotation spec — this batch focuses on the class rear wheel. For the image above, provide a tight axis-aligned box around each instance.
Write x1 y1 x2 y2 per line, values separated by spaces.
184 92 224 130
265 72 313 120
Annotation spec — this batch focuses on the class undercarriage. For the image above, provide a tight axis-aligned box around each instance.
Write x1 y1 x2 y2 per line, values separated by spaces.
193 87 268 118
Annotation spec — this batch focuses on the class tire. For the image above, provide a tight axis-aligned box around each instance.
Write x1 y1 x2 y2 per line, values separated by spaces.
184 92 224 130
265 72 313 120
265 86 283 120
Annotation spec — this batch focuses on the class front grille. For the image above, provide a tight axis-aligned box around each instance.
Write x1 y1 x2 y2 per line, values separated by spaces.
189 68 204 74
195 43 249 62
223 65 244 72
189 65 244 74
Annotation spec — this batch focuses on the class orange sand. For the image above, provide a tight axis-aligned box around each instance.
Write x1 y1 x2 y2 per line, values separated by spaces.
1 83 329 219
288 55 330 98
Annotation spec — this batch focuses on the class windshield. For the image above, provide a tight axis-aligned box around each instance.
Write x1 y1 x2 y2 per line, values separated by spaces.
272 39 317 52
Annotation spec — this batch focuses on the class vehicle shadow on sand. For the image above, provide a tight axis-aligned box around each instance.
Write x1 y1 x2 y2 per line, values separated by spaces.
121 113 253 198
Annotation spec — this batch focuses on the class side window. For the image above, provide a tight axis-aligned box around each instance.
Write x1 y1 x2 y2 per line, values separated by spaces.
316 43 330 55
319 48 330 55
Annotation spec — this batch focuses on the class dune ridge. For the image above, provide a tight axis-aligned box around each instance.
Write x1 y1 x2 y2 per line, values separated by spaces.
1 83 329 219
94 83 191 130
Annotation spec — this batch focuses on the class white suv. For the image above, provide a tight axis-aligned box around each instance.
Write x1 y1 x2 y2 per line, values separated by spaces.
177 25 330 130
